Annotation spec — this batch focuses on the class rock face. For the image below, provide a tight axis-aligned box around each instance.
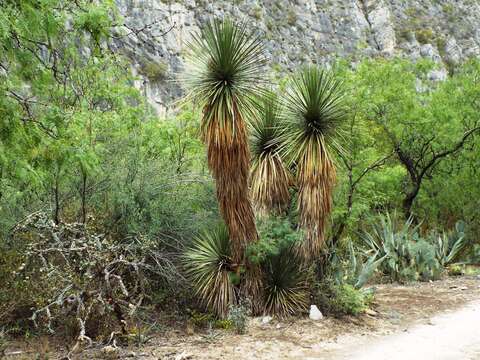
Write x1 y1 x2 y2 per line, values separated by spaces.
115 0 480 115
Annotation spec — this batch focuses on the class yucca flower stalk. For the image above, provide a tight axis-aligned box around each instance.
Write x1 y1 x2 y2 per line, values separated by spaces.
183 18 266 306
250 93 291 216
280 66 345 260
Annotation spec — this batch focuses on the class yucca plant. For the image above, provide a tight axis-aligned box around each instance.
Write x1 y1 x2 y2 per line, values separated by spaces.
280 66 345 260
183 19 266 303
183 224 237 317
263 246 310 316
250 92 291 216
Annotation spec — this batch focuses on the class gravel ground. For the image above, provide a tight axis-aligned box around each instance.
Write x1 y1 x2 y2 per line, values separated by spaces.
4 275 480 359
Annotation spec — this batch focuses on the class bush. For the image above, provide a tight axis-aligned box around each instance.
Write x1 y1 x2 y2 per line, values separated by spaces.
330 284 369 315
315 282 371 316
227 301 249 334
415 28 434 44
6 213 178 345
139 60 168 81
248 217 302 264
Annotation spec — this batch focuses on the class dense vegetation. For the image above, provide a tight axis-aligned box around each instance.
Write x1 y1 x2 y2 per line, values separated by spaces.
1 1 479 354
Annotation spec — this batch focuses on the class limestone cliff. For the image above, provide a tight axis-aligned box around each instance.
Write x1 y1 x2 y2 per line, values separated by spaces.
114 0 480 115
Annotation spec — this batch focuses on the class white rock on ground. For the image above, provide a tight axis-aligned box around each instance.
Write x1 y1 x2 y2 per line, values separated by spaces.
309 305 323 320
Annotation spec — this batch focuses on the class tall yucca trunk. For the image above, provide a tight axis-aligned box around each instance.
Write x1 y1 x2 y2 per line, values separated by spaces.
202 104 262 306
297 141 336 260
250 153 291 216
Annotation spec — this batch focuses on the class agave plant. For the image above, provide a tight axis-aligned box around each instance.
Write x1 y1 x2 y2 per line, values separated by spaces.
250 92 291 216
361 212 442 282
280 66 345 260
183 19 266 302
263 246 309 316
430 221 468 267
183 224 237 317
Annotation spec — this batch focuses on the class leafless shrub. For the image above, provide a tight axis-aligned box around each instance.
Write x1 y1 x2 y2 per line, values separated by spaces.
12 212 179 352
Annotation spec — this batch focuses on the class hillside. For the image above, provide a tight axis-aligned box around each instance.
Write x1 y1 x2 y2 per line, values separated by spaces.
115 0 480 114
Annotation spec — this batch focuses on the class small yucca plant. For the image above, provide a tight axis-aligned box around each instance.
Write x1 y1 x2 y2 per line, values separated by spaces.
263 246 310 316
250 92 291 216
183 224 237 317
280 66 345 260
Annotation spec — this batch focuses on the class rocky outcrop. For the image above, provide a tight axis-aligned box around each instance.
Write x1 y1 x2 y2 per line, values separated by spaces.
114 0 480 115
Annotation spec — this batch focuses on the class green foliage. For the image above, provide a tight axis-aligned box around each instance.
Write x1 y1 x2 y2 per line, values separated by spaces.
0 1 220 338
247 217 301 264
415 28 434 44
361 213 442 282
183 18 266 130
330 284 368 315
1 0 480 340
315 282 371 316
429 221 468 267
227 301 249 334
139 60 169 81
280 66 346 163
447 264 465 276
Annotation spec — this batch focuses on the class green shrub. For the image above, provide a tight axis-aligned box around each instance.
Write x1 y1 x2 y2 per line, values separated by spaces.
331 284 368 315
286 8 297 26
448 264 465 276
248 217 302 264
227 301 249 334
415 28 434 44
315 282 371 316
139 60 168 81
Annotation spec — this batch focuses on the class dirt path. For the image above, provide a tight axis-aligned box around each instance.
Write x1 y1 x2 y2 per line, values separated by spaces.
4 276 480 359
148 276 480 360
321 300 480 360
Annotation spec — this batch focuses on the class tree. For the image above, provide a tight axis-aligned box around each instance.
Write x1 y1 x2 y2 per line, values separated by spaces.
351 59 480 220
280 67 346 260
0 0 140 227
183 19 266 303
250 92 291 216
331 111 393 245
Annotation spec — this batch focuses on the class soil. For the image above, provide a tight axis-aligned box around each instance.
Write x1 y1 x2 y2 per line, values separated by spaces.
4 275 480 360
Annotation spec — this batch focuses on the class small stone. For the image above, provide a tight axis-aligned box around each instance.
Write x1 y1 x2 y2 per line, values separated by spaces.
261 316 273 325
460 286 468 290
365 309 378 316
102 346 117 354
174 350 192 360
309 305 323 320
101 345 119 359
